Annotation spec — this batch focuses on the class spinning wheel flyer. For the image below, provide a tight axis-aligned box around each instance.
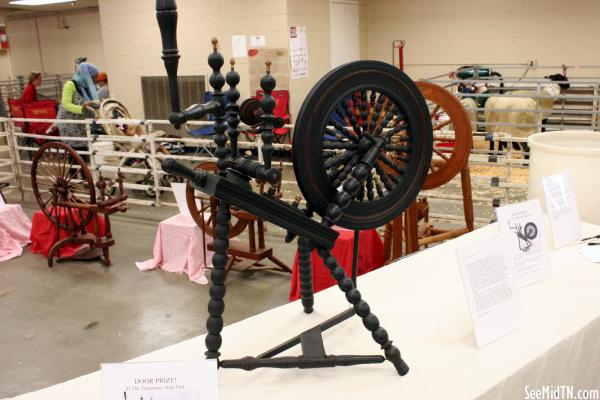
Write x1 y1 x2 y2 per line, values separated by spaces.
496 199 552 288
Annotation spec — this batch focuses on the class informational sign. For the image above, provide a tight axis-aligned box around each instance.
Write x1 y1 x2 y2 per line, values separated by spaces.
542 171 582 248
456 235 525 348
289 26 308 79
232 35 248 58
496 199 552 287
250 35 266 47
578 244 600 263
101 360 217 400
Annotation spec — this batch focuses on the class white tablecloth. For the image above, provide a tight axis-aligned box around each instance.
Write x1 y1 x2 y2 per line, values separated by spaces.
9 222 600 399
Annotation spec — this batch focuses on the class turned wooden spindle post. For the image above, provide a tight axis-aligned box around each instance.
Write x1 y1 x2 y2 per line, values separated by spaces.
259 61 276 170
205 37 230 360
226 58 241 158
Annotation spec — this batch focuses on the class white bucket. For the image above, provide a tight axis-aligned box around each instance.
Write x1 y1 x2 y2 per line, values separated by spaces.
91 142 119 166
528 130 600 224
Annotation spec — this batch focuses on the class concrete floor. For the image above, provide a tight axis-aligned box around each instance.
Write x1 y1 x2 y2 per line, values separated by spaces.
0 196 297 398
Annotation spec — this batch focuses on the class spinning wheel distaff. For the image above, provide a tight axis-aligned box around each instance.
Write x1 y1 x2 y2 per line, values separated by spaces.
156 0 432 376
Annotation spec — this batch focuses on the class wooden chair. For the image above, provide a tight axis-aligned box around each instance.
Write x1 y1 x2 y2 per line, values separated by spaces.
383 166 474 261
187 161 291 274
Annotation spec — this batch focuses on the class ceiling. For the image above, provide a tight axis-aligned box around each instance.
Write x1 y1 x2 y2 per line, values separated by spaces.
0 0 98 13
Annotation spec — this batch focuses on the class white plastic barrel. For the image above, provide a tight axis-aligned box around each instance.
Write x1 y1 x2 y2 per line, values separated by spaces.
527 130 600 224
91 142 119 166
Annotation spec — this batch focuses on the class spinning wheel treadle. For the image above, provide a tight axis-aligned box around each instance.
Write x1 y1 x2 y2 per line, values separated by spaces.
293 61 433 230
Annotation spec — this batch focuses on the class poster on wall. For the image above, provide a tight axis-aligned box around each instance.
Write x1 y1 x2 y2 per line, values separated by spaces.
289 26 308 80
232 35 248 58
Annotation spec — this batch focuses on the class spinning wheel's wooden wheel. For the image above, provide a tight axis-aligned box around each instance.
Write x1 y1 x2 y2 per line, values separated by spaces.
31 142 96 231
416 81 472 190
185 161 248 238
293 61 433 230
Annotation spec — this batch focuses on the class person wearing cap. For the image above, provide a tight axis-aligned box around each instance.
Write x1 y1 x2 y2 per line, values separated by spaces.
97 71 110 100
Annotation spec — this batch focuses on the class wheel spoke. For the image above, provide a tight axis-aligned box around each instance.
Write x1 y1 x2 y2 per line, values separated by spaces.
322 150 338 159
429 104 441 119
433 119 452 131
378 154 407 174
329 154 360 188
384 123 408 140
373 174 385 198
324 150 356 170
366 172 375 201
322 141 357 150
432 147 451 161
328 120 358 142
341 98 363 137
374 163 395 191
383 144 410 152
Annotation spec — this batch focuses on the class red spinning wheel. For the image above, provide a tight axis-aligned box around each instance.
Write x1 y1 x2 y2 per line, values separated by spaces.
31 142 96 231
416 81 472 190
185 161 248 239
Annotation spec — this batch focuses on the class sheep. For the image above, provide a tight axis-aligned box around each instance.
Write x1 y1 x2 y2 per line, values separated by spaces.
459 74 569 156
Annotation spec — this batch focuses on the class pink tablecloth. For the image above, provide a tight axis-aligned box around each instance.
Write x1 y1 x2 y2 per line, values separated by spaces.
135 213 212 284
0 204 32 262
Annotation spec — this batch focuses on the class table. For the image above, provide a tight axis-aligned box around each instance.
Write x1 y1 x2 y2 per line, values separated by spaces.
9 222 600 399
0 204 32 262
136 213 212 284
30 210 105 259
289 227 385 300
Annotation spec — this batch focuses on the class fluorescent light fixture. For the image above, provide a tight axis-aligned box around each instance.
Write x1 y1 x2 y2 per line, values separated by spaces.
9 0 76 5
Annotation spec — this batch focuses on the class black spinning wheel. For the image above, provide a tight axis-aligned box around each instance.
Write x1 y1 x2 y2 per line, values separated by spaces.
293 61 433 230
31 142 96 231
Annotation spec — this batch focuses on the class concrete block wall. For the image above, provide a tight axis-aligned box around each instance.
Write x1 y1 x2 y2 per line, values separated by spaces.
98 0 289 119
287 0 367 122
367 0 600 80
100 0 365 122
0 9 15 81
7 9 105 77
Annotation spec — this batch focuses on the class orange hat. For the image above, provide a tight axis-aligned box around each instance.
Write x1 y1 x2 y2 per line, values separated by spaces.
97 72 108 82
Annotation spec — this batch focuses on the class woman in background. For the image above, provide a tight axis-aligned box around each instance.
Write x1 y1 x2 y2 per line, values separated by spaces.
21 72 42 103
56 62 100 149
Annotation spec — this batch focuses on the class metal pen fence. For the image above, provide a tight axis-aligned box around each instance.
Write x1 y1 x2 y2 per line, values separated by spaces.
0 74 71 117
1 75 599 229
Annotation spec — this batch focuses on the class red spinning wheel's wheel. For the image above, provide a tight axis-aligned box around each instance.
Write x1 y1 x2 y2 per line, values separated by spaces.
185 161 248 238
31 142 96 231
416 81 472 190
